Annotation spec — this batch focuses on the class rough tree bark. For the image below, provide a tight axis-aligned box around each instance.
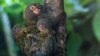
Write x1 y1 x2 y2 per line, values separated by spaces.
44 0 67 56
44 0 64 17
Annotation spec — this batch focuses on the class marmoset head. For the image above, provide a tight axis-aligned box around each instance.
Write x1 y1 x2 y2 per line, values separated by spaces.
24 3 42 20
30 3 42 15
37 19 53 32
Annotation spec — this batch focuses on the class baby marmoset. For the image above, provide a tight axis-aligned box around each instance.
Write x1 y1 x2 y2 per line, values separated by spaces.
12 25 28 51
37 18 53 35
36 18 55 56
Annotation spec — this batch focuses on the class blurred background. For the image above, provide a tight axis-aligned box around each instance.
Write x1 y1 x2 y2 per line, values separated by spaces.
0 0 100 56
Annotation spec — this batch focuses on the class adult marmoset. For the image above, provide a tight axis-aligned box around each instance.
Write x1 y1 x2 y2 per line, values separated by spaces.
28 3 67 47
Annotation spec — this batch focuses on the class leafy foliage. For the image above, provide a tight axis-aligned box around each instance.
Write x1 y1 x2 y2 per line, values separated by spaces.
93 8 100 42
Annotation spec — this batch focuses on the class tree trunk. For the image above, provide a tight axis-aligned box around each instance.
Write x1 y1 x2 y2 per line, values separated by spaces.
44 0 67 56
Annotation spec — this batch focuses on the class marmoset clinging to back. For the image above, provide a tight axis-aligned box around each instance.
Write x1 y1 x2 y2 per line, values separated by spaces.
12 25 28 51
36 18 56 56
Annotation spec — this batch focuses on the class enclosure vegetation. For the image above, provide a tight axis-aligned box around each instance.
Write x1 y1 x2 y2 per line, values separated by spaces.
0 0 100 56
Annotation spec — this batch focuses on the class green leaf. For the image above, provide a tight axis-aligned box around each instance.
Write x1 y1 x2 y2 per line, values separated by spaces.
67 32 83 56
4 3 24 14
64 0 75 16
0 0 4 5
81 0 95 6
93 10 100 42
92 0 100 42
66 19 74 32
22 0 43 5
